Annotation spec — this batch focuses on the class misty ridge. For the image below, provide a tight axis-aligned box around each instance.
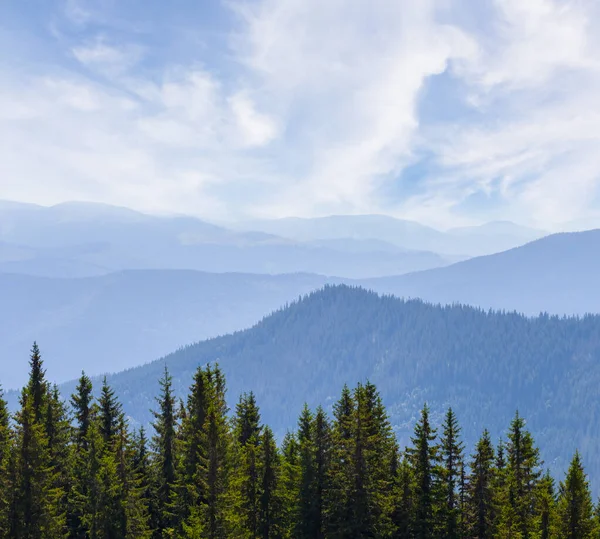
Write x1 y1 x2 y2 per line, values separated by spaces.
0 198 592 388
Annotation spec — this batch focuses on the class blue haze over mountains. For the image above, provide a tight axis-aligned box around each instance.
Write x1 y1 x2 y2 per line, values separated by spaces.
0 199 598 386
0 199 557 387
3 199 600 488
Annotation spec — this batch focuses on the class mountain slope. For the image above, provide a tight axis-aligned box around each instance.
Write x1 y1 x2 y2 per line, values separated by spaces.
367 230 600 315
56 285 600 483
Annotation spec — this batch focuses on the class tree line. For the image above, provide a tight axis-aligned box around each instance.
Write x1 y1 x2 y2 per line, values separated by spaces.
0 343 597 538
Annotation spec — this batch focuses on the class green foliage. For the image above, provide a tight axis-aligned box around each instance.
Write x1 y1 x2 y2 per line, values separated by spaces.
557 451 595 538
3 342 600 539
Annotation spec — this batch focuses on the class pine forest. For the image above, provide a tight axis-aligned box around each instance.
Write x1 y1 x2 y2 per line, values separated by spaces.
1 343 597 539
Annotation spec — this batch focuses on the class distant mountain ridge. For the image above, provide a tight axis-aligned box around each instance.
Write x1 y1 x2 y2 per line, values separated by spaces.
0 200 456 279
2 227 600 388
238 214 546 256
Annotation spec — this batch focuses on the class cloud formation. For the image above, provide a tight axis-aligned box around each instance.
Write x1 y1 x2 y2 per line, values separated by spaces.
1 0 599 228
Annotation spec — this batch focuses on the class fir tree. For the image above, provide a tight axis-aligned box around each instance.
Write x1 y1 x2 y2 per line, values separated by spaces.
296 404 316 539
439 407 464 539
230 392 262 538
536 470 557 539
99 377 123 444
278 433 300 539
0 388 11 538
500 412 542 539
557 451 595 539
312 406 331 539
391 453 413 539
176 366 209 528
151 366 178 537
408 404 438 539
327 385 355 539
27 341 48 422
13 391 66 538
184 365 230 539
466 429 495 539
71 372 93 448
259 426 281 539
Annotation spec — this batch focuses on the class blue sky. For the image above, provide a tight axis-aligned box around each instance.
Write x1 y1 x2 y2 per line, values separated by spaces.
1 0 600 230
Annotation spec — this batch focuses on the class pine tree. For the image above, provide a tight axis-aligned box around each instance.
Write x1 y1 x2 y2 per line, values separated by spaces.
259 426 281 539
230 392 262 538
500 412 542 539
391 452 413 539
557 451 595 539
352 381 396 538
184 365 230 539
408 404 438 539
312 406 331 539
45 385 72 535
536 470 556 539
71 372 93 447
0 388 12 537
151 366 178 537
439 407 464 539
13 391 66 538
116 416 151 538
296 404 316 539
69 374 96 538
176 366 209 529
99 377 123 443
466 429 495 539
27 342 48 422
278 433 300 539
328 385 355 539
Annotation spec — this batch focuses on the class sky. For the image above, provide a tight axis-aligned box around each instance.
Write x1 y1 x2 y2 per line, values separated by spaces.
1 0 600 230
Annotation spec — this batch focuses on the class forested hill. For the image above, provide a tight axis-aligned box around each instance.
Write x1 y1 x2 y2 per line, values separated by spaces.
72 285 600 482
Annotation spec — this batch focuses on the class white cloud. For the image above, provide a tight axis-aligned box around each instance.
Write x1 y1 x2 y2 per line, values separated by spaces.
72 39 144 76
2 0 600 228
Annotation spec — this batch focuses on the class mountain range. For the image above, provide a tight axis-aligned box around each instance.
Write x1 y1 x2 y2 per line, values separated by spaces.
2 227 600 388
237 215 546 256
0 201 458 279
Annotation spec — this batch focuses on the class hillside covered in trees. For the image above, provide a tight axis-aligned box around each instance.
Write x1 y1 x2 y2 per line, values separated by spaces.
64 285 600 486
1 344 598 538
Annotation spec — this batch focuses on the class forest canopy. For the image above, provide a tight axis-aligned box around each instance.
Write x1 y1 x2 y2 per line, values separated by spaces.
0 343 598 538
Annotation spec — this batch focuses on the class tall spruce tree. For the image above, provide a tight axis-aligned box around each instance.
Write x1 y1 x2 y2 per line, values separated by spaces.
408 404 439 539
466 429 495 539
0 388 11 537
259 426 281 539
27 342 47 422
296 404 316 539
439 407 464 539
176 366 209 528
536 470 557 539
312 406 331 539
151 366 178 537
328 385 355 539
499 412 542 539
184 365 230 539
230 392 262 538
557 451 595 539
352 382 396 538
71 372 93 447
278 433 300 539
13 391 66 538
99 377 123 443
391 453 413 539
